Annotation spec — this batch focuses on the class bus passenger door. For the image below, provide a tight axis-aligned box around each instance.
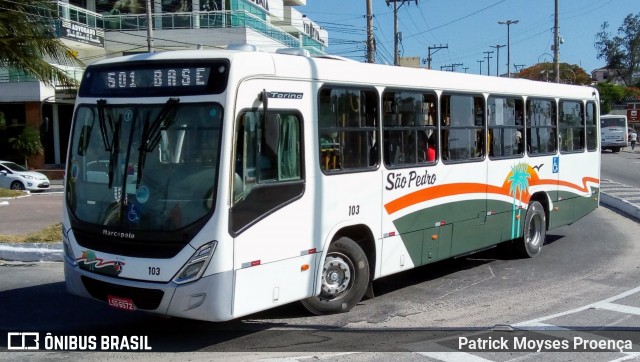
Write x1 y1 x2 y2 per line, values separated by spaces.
229 81 316 318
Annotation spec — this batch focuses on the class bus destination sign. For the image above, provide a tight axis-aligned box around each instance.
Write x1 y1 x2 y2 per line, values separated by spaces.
105 67 210 89
80 60 229 97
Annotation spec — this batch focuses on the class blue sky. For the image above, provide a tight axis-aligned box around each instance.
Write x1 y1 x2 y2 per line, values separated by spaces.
299 0 638 75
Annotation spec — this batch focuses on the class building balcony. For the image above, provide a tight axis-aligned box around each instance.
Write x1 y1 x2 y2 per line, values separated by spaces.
53 2 325 54
102 10 326 53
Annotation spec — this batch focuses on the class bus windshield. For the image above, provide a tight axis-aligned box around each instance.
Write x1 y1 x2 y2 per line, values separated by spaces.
601 117 626 128
66 101 223 232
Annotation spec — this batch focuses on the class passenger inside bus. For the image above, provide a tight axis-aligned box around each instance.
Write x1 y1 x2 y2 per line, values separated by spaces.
427 132 436 162
405 131 427 163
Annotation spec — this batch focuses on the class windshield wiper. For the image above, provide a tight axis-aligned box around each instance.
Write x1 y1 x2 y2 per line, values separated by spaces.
97 99 113 152
97 99 122 189
107 115 122 189
137 98 180 187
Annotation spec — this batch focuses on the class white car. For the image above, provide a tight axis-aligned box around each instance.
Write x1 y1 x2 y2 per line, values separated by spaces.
0 160 50 192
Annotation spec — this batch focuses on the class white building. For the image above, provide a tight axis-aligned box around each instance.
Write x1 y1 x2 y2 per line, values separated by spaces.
0 0 327 169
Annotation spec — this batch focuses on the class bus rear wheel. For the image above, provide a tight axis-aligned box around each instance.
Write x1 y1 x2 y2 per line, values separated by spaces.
301 237 369 315
515 201 546 258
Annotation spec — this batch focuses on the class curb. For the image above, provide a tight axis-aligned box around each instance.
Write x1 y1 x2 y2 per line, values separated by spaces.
600 193 640 221
0 242 63 262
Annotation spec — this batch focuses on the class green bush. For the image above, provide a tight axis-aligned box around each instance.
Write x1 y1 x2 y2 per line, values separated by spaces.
9 125 43 168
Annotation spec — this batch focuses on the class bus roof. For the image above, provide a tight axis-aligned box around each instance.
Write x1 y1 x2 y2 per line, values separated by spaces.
89 48 598 100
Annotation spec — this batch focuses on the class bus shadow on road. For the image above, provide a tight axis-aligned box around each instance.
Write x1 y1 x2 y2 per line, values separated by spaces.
0 281 291 352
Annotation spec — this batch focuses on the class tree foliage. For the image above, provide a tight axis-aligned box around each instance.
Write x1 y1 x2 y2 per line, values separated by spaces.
0 0 82 88
595 83 627 114
9 125 44 168
595 12 640 87
514 62 591 85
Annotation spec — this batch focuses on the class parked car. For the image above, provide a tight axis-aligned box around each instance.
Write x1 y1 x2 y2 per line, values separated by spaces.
0 160 50 191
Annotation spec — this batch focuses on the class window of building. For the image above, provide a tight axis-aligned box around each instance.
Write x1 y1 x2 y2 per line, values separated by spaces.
441 94 485 162
488 96 524 158
526 98 557 155
382 90 437 167
318 87 378 173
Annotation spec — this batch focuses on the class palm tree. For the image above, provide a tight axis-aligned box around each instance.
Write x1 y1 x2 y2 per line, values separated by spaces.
508 163 531 239
0 0 81 88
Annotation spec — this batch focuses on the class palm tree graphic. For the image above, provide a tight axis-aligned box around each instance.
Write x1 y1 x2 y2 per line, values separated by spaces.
508 163 531 239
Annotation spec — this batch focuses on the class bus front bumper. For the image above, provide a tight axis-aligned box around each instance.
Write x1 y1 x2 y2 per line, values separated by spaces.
65 260 235 322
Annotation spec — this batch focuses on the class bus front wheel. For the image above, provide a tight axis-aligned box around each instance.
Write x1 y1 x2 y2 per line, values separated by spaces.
516 201 546 258
301 237 370 315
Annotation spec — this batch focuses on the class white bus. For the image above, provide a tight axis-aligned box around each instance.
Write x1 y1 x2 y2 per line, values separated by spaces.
63 47 600 321
600 114 628 152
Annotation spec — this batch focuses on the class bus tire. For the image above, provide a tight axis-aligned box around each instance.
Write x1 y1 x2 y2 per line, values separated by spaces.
515 201 546 258
301 237 369 315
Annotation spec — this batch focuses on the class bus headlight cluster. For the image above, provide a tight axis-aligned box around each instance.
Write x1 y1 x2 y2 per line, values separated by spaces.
173 241 217 284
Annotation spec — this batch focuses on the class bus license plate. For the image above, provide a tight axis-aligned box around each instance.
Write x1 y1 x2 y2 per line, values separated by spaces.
107 295 136 311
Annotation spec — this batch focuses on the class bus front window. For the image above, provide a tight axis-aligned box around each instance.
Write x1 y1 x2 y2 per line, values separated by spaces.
66 102 223 232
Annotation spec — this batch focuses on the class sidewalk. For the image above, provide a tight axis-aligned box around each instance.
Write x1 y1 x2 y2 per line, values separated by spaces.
2 178 640 263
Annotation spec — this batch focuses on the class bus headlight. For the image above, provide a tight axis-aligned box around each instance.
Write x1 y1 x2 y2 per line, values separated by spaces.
173 241 217 284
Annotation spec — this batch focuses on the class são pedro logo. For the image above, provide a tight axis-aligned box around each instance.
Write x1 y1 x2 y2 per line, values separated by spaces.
76 250 125 276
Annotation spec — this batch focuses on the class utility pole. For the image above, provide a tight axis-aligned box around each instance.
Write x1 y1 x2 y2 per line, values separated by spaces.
477 60 484 75
490 44 506 76
366 0 375 63
483 51 494 76
426 44 448 69
553 0 560 83
441 63 463 72
463 67 469 73
146 0 153 52
498 20 519 77
514 64 526 73
386 0 418 66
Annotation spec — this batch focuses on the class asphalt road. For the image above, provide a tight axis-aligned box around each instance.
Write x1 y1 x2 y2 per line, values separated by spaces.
602 148 640 189
2 207 640 361
2 154 640 360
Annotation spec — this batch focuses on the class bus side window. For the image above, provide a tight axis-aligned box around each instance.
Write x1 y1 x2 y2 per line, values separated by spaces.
585 101 598 151
441 94 484 162
488 96 524 159
318 87 378 172
382 90 437 167
527 98 557 155
559 100 584 153
231 111 304 234
233 111 302 202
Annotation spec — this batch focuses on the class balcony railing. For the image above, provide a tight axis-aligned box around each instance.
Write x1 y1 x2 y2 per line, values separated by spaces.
0 67 83 86
57 1 103 29
103 10 307 49
54 2 325 54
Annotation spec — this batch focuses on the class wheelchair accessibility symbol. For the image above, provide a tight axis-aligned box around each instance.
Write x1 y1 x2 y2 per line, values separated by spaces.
552 156 559 173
